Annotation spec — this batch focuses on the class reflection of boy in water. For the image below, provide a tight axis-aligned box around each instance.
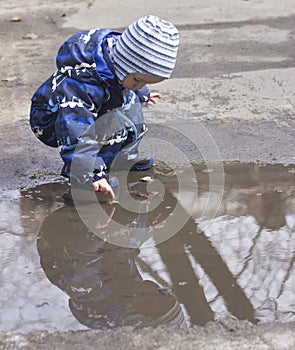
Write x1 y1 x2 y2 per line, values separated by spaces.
37 205 184 329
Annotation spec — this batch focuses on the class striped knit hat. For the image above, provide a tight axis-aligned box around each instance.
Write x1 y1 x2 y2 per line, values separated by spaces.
113 15 179 82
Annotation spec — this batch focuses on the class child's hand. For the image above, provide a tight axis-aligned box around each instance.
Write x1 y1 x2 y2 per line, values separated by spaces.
146 92 164 107
93 178 115 199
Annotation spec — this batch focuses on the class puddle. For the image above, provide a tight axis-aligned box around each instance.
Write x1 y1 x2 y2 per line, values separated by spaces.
0 162 294 332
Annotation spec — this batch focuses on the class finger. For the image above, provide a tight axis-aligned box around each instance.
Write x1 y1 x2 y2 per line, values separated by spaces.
100 182 115 198
108 186 115 199
150 92 162 98
93 182 99 191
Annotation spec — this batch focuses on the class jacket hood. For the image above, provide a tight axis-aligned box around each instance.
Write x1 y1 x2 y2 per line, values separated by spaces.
56 28 121 83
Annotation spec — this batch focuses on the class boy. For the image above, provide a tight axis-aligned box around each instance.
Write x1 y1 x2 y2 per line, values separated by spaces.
30 15 179 199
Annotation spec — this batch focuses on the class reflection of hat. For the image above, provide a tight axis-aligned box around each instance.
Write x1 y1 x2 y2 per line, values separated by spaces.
113 15 179 82
69 280 185 329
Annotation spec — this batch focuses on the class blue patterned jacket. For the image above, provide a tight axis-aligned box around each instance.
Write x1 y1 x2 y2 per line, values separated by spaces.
30 28 149 181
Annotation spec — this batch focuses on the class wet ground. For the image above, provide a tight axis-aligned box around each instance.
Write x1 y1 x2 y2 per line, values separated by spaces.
1 162 294 333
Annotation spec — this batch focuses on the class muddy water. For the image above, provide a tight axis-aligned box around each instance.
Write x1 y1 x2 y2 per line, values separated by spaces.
0 163 294 332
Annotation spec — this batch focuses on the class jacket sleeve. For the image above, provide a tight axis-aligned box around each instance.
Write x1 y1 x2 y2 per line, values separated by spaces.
55 77 110 183
135 86 150 105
